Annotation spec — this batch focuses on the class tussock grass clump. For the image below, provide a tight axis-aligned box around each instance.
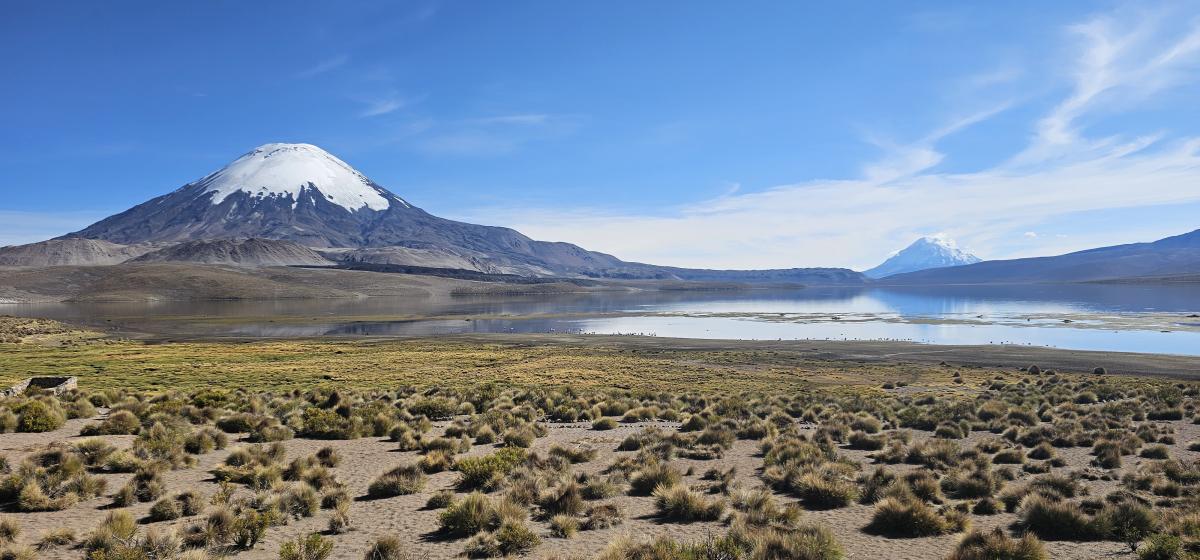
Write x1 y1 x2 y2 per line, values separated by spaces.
419 450 452 473
629 462 683 496
364 536 413 560
81 409 141 436
0 544 37 560
367 464 426 499
791 469 860 509
598 522 843 560
454 447 526 490
35 527 74 550
1140 445 1171 459
0 518 18 544
728 487 801 528
1027 442 1055 461
80 509 147 558
279 533 334 560
426 490 455 510
112 465 167 506
210 443 286 488
549 444 597 464
550 514 578 538
583 503 625 530
0 448 105 512
993 448 1026 464
592 418 619 431
865 497 968 538
438 492 527 538
147 489 204 521
941 464 1001 500
463 519 540 558
1017 495 1104 541
848 431 885 450
183 427 229 454
652 484 725 521
947 528 1047 560
328 501 352 534
538 480 585 518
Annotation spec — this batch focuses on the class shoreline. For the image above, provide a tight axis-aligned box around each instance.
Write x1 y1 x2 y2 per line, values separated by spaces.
436 333 1200 379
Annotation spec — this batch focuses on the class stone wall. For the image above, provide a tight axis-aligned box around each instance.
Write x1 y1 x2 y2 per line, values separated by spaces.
0 376 78 397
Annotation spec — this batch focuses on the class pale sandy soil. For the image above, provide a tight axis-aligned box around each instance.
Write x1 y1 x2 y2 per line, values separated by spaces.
3 411 1195 559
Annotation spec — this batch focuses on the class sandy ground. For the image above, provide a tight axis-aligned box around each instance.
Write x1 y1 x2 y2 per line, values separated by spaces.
3 407 1194 560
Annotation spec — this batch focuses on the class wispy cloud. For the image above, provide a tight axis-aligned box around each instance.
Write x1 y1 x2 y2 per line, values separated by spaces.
1018 8 1200 163
468 114 552 126
411 113 582 156
861 102 1012 183
355 91 409 118
296 55 350 79
458 7 1200 270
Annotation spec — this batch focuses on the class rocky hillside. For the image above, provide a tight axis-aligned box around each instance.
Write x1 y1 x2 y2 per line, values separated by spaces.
131 238 334 266
0 238 156 266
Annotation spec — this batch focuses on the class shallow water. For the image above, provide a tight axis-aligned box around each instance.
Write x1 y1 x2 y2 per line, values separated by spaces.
3 284 1200 355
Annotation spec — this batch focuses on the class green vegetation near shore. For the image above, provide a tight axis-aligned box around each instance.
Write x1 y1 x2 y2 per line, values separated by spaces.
0 336 951 394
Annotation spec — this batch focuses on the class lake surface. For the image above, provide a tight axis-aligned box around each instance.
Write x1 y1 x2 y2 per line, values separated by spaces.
3 284 1199 355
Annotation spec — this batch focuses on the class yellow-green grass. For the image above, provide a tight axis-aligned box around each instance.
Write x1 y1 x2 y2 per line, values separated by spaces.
0 337 956 393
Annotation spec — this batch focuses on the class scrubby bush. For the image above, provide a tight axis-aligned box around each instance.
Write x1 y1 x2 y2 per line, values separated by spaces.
1137 534 1184 560
16 400 65 432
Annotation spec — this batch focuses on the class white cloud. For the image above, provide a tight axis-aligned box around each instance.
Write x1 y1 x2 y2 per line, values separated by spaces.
454 6 1200 271
479 138 1200 270
1018 9 1200 163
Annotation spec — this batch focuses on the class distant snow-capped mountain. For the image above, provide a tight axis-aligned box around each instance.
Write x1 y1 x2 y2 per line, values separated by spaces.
864 236 981 278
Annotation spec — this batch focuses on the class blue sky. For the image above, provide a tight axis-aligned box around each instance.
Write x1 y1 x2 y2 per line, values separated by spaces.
3 1 1200 269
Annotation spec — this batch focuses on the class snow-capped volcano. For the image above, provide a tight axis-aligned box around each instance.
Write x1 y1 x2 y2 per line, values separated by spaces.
864 236 981 278
66 142 428 248
197 143 404 212
61 142 632 273
56 142 867 283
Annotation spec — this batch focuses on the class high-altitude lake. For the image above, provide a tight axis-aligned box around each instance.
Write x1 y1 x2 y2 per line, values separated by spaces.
3 284 1199 355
